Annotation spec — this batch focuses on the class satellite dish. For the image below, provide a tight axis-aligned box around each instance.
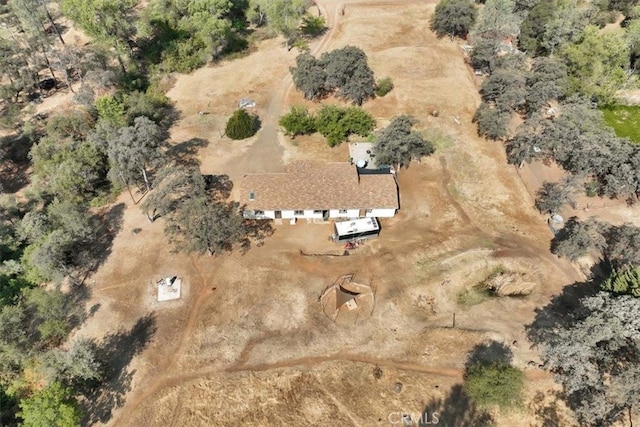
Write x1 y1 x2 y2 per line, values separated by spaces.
356 159 367 168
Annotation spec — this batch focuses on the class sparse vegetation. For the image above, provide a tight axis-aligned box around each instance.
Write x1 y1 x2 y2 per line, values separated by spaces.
5 0 640 423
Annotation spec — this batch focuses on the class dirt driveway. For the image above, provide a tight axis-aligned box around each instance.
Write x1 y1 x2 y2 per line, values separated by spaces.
76 1 583 426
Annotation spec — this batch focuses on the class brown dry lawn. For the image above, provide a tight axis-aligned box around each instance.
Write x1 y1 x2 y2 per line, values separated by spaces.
73 1 592 426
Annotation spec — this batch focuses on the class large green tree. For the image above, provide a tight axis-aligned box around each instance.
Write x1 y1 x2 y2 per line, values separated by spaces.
107 116 166 194
141 165 207 222
601 266 640 297
165 197 245 256
290 52 327 100
430 0 478 38
320 46 376 105
247 0 308 44
560 25 629 104
291 46 376 105
464 362 524 409
314 105 375 146
17 382 82 427
61 0 137 73
529 291 640 426
373 115 434 168
278 105 317 138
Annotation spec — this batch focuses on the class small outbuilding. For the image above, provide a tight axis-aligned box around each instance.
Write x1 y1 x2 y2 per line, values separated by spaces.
157 276 182 302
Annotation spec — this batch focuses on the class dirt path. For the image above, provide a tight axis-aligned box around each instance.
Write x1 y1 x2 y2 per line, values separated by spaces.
101 1 579 424
111 256 213 426
110 6 345 425
225 2 343 175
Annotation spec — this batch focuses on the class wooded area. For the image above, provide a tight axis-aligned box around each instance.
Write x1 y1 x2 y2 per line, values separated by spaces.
431 0 640 422
0 0 320 424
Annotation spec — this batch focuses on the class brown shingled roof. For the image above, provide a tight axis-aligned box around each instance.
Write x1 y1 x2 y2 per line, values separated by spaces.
237 161 398 211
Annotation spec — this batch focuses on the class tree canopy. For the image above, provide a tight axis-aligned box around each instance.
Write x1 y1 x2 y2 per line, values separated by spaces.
373 115 434 168
165 197 246 256
290 46 376 105
529 291 640 425
17 382 82 427
430 0 478 38
278 105 317 138
560 25 630 105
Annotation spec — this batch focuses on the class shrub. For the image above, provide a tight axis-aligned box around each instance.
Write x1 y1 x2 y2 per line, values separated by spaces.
315 105 375 147
279 106 317 138
300 15 327 38
601 266 640 297
225 109 258 140
94 95 126 127
375 77 394 97
464 362 524 409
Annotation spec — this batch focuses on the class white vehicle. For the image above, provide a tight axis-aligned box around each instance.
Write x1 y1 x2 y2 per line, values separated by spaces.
332 217 380 242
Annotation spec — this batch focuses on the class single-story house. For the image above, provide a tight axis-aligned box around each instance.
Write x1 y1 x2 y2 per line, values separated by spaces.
237 161 398 220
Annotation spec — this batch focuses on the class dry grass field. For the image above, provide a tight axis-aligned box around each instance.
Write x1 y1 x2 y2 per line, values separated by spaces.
70 1 591 426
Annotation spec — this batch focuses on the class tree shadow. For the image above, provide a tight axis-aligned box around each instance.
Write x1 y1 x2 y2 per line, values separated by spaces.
530 390 567 427
526 279 599 346
81 313 157 425
77 203 125 281
204 174 233 200
466 340 513 366
240 218 275 253
65 282 97 330
421 384 495 427
0 133 34 193
165 137 209 167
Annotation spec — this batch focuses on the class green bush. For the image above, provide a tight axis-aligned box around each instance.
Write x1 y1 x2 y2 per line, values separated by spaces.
160 39 207 74
464 362 524 409
300 15 327 38
315 105 375 147
225 109 259 140
279 106 317 137
95 95 126 127
601 266 640 297
375 77 394 97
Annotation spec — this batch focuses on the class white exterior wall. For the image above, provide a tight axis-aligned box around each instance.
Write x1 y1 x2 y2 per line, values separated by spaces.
256 210 275 219
304 209 324 219
243 210 276 219
365 208 396 218
245 208 397 220
329 209 360 218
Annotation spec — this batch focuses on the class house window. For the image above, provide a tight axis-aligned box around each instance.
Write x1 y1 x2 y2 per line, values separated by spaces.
365 209 373 214
294 210 304 215
338 209 348 214
248 191 255 201
313 210 323 214
254 210 264 215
